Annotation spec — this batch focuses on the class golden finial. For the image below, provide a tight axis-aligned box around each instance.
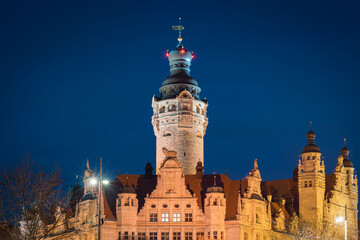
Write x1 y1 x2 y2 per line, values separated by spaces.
309 121 312 130
344 138 347 147
213 172 216 186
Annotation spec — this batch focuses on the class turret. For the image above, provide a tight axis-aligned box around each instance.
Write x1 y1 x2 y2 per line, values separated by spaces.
152 19 208 174
204 175 226 240
298 124 325 225
116 178 138 227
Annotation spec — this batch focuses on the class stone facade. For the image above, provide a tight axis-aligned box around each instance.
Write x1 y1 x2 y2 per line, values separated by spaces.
45 27 358 240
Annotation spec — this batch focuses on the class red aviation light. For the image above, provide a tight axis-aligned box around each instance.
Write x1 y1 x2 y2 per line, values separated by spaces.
180 49 185 54
165 50 169 57
191 51 194 59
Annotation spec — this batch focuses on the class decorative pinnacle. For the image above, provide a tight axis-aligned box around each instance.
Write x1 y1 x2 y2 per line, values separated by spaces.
344 138 347 147
172 17 184 44
213 172 216 186
309 121 312 130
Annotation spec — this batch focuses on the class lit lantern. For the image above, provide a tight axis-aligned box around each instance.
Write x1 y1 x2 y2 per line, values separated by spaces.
180 49 185 54
165 50 169 57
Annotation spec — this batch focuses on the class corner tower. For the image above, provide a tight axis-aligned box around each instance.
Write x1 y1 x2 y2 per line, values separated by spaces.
297 124 325 224
152 19 208 174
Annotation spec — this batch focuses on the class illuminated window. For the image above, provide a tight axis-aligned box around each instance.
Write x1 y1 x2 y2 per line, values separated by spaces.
150 213 158 222
173 232 181 240
173 213 181 222
185 232 193 240
161 213 169 222
150 232 157 240
185 213 193 222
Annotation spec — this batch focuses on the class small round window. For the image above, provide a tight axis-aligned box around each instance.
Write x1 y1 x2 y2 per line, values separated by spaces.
163 204 168 208
151 204 156 208
186 204 191 208
174 204 179 208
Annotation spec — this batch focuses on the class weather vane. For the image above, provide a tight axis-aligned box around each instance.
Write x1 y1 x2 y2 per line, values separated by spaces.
172 17 184 43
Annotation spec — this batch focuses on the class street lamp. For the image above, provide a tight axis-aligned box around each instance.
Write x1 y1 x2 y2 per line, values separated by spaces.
90 157 109 240
335 205 347 240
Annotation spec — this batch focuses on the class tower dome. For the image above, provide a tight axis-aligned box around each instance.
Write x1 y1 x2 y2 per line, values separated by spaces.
341 139 353 167
159 19 201 100
302 124 320 154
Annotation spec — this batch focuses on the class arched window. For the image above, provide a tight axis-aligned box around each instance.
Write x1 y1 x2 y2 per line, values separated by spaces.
160 106 165 113
196 106 200 113
169 104 176 111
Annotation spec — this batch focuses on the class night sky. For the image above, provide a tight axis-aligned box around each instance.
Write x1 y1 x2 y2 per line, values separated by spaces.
1 0 359 188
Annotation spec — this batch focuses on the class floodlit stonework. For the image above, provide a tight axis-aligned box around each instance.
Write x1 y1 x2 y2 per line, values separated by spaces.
45 25 358 240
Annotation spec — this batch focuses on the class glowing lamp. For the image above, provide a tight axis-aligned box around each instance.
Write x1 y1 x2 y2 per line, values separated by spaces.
336 216 345 223
180 49 185 54
165 52 169 57
103 180 109 185
90 179 97 185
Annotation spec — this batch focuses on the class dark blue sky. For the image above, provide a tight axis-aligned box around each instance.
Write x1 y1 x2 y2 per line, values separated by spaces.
1 0 359 187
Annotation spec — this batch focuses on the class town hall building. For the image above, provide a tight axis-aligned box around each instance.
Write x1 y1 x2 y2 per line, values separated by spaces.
47 22 358 240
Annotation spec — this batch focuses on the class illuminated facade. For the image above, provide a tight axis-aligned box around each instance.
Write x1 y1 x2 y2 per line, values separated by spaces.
47 23 358 240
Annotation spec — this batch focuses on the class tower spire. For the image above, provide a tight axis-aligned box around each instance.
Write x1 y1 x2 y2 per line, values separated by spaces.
172 17 184 46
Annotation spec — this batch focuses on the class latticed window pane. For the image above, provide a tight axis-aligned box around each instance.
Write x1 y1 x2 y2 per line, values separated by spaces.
173 213 181 222
161 232 169 240
173 232 181 240
196 232 204 240
138 232 146 240
150 213 158 222
161 213 169 222
150 232 158 240
185 232 193 240
185 213 193 222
